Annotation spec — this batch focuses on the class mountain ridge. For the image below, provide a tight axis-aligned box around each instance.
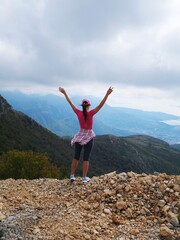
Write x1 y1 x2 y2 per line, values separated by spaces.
1 90 180 144
0 95 180 177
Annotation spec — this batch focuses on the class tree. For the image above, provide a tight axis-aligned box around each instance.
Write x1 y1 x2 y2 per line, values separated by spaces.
0 150 61 179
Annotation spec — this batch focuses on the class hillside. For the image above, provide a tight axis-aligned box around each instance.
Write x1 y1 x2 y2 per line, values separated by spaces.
0 172 180 239
1 91 180 144
172 144 180 151
1 95 180 177
90 135 180 176
0 95 72 177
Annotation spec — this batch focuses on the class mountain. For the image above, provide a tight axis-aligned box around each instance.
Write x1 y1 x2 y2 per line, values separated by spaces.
171 143 180 150
1 90 180 144
0 95 180 177
0 95 72 177
91 134 180 176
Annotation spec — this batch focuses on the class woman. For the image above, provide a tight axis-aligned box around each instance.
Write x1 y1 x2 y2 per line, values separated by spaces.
59 86 113 183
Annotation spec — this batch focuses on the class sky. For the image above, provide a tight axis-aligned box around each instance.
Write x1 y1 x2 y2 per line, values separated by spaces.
1 0 180 117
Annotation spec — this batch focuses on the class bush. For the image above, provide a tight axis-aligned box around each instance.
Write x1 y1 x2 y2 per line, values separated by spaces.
0 150 61 179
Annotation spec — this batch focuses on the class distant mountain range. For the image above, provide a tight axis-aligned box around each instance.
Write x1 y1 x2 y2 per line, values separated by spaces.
1 90 180 144
0 95 180 176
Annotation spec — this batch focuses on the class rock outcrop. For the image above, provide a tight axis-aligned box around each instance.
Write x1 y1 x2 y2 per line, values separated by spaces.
0 172 180 239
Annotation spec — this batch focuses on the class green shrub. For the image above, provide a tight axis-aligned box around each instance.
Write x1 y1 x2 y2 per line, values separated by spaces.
0 150 61 179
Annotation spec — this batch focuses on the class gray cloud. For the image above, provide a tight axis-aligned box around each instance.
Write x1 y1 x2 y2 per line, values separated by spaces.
1 0 180 115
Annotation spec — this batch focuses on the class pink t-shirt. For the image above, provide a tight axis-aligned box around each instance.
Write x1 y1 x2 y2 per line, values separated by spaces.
73 107 96 130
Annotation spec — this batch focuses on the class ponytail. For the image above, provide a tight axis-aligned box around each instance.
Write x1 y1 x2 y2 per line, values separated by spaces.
82 101 90 122
82 105 88 122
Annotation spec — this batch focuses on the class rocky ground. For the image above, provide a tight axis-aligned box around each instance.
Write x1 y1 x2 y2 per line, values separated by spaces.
0 171 180 240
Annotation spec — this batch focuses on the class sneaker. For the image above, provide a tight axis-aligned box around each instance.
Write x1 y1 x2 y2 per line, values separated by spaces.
70 175 76 182
82 177 90 183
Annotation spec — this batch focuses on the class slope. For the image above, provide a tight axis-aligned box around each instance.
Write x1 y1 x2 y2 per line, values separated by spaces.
90 135 180 176
1 95 180 178
0 95 72 177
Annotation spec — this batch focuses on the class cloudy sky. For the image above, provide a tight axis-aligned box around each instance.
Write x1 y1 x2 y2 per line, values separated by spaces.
1 0 180 116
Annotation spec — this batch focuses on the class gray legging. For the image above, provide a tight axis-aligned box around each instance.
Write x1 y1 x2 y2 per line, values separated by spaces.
74 138 94 161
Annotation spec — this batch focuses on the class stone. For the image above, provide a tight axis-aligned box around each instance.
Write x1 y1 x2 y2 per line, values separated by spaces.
130 228 139 235
168 213 179 227
162 205 170 213
0 203 3 210
0 173 179 240
173 185 180 192
176 232 180 240
112 214 124 225
33 227 40 234
127 172 135 178
0 212 6 221
103 189 114 196
115 200 127 210
158 200 166 207
125 208 133 218
105 171 116 177
104 208 111 214
160 226 173 240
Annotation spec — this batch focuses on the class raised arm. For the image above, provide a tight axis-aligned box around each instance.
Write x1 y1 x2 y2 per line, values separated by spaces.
93 86 113 114
58 87 76 110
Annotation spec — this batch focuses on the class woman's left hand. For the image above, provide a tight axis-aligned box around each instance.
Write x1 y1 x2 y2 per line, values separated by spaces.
107 86 113 95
